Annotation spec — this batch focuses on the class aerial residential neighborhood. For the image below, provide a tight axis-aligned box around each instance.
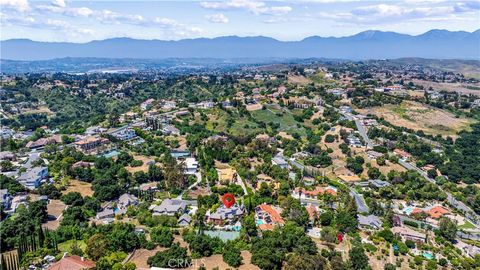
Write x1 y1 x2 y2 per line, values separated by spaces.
1 0 480 269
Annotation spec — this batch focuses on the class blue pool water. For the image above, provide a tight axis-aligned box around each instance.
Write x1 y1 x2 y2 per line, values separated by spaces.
403 206 414 215
423 252 434 260
256 219 265 225
102 150 120 158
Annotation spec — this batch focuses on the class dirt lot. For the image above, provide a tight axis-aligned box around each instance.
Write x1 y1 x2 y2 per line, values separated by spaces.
412 79 480 96
42 199 66 230
185 251 259 270
357 100 473 137
288 74 311 85
63 179 93 197
246 103 262 111
126 155 156 173
128 235 188 269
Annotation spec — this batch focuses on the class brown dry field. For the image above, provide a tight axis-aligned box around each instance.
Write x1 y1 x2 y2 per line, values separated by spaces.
126 155 156 173
287 74 311 85
246 103 262 111
129 235 259 270
63 179 93 197
357 101 473 137
184 251 259 270
412 79 480 96
42 199 66 230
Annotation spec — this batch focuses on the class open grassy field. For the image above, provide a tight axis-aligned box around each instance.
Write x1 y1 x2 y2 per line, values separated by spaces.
63 179 93 197
357 100 474 137
250 105 306 136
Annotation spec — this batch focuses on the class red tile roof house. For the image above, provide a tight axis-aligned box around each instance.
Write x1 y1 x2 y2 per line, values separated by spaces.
255 203 285 231
48 255 95 270
292 186 337 199
393 148 412 161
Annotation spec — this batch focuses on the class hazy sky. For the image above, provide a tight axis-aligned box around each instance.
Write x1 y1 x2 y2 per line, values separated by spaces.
1 0 479 42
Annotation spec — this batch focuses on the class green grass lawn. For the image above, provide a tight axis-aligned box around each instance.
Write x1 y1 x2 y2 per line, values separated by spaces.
58 239 87 253
459 220 476 230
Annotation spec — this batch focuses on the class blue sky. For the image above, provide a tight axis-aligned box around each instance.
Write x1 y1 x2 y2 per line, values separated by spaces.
1 0 479 42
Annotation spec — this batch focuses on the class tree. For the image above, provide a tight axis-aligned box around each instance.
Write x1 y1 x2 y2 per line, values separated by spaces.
284 253 327 270
151 226 174 247
384 263 396 270
86 234 108 260
147 243 191 268
280 197 309 226
241 214 258 238
320 211 334 226
349 244 370 270
438 217 457 242
0 161 14 172
222 242 242 267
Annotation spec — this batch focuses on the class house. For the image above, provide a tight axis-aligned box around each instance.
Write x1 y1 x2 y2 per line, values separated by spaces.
139 182 159 192
111 128 136 141
184 157 198 175
161 125 180 136
392 226 426 243
118 193 138 209
96 207 115 220
161 100 177 110
0 189 11 209
153 199 187 216
393 148 412 161
26 135 62 149
17 166 48 190
292 186 337 199
48 255 95 270
178 213 192 226
306 204 318 223
369 179 391 188
272 156 289 169
207 204 245 225
71 161 94 169
75 136 109 152
358 215 383 230
426 205 450 219
367 151 383 160
140 98 155 110
255 203 285 231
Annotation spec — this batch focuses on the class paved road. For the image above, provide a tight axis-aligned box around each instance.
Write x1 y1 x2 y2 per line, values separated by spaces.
398 159 480 228
236 174 248 196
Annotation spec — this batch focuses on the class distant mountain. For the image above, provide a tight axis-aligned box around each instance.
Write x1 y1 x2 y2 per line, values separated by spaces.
2 29 479 61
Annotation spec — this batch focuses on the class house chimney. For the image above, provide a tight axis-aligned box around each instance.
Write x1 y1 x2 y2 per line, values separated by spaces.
81 257 84 261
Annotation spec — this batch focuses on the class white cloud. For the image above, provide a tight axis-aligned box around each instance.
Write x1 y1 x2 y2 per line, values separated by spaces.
1 0 29 12
51 0 65 8
36 5 94 17
205 13 229 23
200 0 292 15
316 2 479 25
0 12 94 36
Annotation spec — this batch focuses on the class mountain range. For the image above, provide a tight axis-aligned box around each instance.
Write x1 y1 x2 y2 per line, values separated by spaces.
2 29 479 61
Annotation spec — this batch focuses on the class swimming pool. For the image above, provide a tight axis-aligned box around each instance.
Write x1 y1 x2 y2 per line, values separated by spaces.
423 252 434 260
256 219 265 225
102 150 120 158
403 206 414 215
